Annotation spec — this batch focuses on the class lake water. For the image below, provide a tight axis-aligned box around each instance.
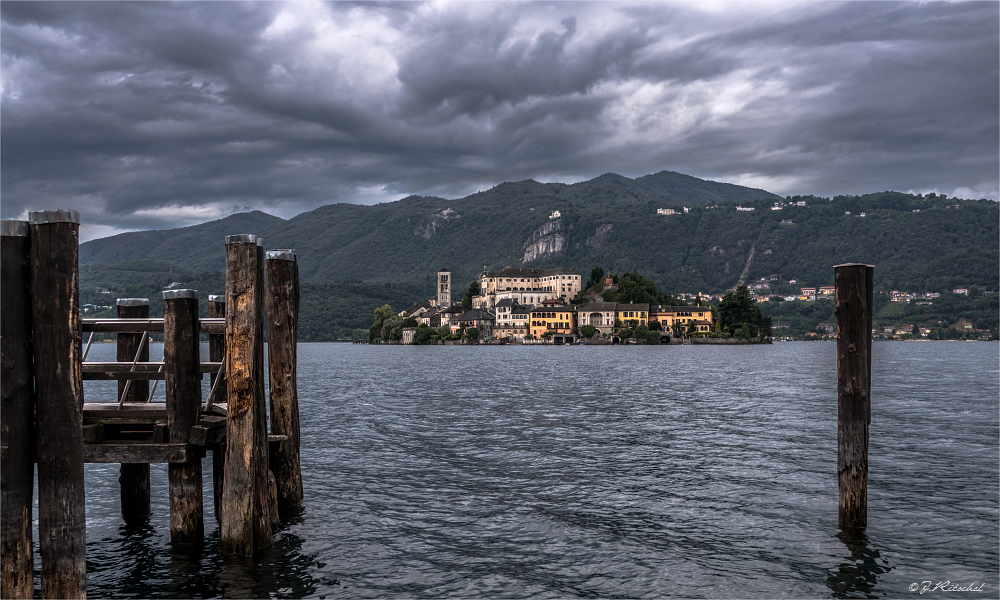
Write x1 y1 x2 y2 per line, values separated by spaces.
34 342 1000 597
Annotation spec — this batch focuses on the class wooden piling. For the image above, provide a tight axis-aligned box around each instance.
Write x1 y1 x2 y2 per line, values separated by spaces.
1 220 35 599
163 290 204 545
208 295 226 522
117 298 151 524
29 209 86 598
834 263 875 529
265 250 303 511
221 235 272 555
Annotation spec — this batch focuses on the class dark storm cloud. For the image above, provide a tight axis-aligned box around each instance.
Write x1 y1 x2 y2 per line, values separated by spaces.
1 1 996 240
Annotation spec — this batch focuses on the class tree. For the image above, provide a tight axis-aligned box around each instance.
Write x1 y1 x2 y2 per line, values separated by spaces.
465 326 480 342
403 317 418 328
634 324 649 339
580 324 597 338
462 281 480 311
587 266 605 289
437 325 451 338
413 324 434 344
648 320 661 331
739 322 751 339
381 314 403 342
718 286 761 337
370 304 396 342
911 323 919 337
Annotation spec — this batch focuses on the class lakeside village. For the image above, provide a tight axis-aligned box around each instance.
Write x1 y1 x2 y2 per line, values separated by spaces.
368 266 998 345
368 267 767 345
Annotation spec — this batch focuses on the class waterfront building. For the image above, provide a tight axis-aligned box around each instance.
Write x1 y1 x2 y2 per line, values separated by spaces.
450 309 495 337
529 306 576 341
616 303 649 327
652 305 714 331
578 302 617 336
494 299 529 340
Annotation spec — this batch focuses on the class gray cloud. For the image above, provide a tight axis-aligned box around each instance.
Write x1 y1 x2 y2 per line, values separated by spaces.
2 1 996 240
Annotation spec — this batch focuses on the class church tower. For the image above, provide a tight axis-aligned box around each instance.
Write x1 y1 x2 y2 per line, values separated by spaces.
437 268 452 307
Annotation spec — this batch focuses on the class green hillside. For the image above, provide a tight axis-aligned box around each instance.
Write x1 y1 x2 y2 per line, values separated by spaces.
77 171 999 340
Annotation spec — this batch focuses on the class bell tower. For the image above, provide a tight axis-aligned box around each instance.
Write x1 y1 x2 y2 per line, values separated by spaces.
437 268 451 307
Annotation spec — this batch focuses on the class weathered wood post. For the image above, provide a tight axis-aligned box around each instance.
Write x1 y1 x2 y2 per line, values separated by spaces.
265 250 303 511
117 298 151 524
163 289 204 545
221 235 272 554
834 263 875 529
1 220 35 599
208 295 226 522
29 209 86 598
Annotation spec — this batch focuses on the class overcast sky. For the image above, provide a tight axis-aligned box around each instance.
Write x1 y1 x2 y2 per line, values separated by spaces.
2 1 997 241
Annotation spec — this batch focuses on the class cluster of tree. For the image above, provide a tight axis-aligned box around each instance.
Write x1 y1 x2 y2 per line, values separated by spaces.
586 269 687 306
716 285 772 340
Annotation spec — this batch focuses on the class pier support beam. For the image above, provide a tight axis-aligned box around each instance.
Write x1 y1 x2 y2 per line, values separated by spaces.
208 296 227 523
221 235 272 554
30 210 86 599
1 220 35 599
266 250 303 511
834 263 874 529
163 290 204 545
117 298 151 525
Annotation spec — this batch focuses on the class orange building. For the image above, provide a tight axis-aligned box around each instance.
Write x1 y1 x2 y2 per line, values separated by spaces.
529 306 576 340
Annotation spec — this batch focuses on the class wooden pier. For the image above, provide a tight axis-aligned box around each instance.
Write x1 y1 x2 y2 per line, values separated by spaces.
1 213 303 598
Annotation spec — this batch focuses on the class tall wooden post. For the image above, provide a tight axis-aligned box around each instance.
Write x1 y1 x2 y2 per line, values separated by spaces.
163 290 204 545
266 250 303 511
117 298 151 524
29 209 86 598
1 220 35 599
834 263 874 529
208 295 226 523
221 235 272 554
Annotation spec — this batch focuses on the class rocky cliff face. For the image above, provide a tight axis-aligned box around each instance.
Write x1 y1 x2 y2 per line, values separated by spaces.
522 219 565 262
415 208 460 239
586 224 612 248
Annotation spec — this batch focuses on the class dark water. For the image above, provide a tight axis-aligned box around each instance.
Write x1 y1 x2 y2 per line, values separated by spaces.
34 342 1000 598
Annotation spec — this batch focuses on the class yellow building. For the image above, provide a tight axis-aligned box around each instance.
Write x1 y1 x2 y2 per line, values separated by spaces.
652 305 714 333
616 303 649 327
529 306 576 339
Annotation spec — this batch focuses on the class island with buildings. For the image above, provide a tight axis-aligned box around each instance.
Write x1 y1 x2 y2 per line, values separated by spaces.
371 267 728 345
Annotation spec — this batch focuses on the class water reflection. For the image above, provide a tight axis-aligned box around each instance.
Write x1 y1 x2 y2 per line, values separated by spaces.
216 527 322 599
826 527 891 599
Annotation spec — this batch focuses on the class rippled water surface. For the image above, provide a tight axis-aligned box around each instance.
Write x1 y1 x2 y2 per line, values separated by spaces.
36 342 1000 597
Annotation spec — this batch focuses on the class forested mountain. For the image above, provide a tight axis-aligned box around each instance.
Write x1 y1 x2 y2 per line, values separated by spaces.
78 170 999 340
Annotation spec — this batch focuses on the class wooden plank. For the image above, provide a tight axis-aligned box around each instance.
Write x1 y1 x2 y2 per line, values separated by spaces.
81 424 105 444
834 263 875 529
117 299 150 525
221 234 272 555
163 290 204 545
82 362 221 373
30 210 86 599
81 317 224 334
1 220 35 599
266 251 304 512
83 443 190 464
208 297 227 403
